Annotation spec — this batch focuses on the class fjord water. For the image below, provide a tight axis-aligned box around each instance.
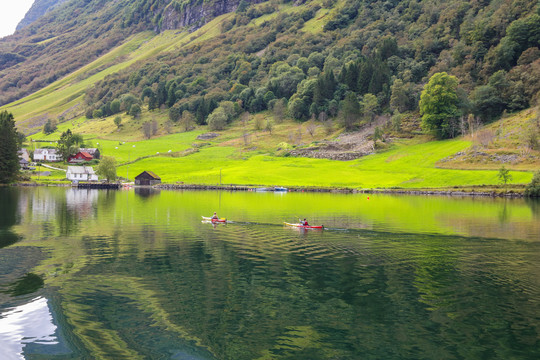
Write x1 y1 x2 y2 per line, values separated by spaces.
0 187 539 359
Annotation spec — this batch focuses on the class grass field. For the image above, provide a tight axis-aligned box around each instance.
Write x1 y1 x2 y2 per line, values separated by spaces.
116 137 533 188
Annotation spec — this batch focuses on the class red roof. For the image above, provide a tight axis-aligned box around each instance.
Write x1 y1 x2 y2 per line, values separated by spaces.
68 151 94 162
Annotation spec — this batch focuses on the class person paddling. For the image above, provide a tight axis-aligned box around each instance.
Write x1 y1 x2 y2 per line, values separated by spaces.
301 218 309 226
211 212 219 220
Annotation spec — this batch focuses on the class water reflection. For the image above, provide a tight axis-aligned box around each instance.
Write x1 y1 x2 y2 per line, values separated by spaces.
526 198 540 219
7 273 44 297
134 187 161 199
0 188 20 249
1 188 540 359
0 297 61 360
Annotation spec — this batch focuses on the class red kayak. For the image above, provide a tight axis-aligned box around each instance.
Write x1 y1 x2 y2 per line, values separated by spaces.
284 222 324 229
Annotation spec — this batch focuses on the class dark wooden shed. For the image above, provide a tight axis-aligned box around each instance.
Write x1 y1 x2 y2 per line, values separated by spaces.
135 171 162 186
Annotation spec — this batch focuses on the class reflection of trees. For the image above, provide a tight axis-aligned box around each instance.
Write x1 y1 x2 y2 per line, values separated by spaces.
0 188 20 248
7 273 44 296
498 199 509 224
96 189 117 210
56 195 79 236
526 198 540 219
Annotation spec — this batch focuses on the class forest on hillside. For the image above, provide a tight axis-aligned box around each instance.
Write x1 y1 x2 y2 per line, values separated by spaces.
1 0 540 139
83 0 540 138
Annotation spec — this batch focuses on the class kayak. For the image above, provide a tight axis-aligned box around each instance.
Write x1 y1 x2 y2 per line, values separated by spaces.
284 222 324 229
202 216 227 223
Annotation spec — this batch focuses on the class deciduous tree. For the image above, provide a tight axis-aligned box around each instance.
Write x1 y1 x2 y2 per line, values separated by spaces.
57 129 81 162
419 72 461 139
96 156 117 182
498 165 512 192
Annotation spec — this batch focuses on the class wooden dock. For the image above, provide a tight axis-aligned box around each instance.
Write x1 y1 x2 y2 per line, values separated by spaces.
75 183 121 189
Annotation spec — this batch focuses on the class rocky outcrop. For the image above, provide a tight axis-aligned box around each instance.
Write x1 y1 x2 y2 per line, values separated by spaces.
290 147 372 161
196 132 220 140
289 129 380 161
16 0 69 31
159 0 263 32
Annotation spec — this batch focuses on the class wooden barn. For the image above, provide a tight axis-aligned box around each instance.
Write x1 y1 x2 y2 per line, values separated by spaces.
135 171 161 186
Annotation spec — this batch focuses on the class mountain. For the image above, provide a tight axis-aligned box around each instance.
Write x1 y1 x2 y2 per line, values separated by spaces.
1 0 539 140
16 0 70 31
0 0 260 107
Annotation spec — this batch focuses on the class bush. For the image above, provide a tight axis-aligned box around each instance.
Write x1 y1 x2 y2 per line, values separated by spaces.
207 108 227 130
524 171 540 197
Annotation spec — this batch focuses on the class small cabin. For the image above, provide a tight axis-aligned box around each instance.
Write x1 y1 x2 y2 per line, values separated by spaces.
135 171 161 186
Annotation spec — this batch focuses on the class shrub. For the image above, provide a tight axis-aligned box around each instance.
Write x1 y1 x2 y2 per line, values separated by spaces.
114 116 122 128
207 108 227 130
524 171 540 197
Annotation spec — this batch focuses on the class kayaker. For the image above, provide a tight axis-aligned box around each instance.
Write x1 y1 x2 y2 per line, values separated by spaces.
302 218 309 226
211 212 219 220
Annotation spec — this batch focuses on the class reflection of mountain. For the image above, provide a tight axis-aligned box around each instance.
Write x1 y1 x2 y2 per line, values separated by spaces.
0 297 70 359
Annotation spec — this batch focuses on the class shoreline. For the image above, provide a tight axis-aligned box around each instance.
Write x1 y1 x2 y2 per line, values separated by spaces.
156 183 526 197
11 181 528 197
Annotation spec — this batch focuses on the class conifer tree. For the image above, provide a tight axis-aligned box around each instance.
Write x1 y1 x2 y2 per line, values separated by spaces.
0 111 20 184
341 92 360 130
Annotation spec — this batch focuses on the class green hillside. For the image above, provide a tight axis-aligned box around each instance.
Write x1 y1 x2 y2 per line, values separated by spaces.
2 0 539 189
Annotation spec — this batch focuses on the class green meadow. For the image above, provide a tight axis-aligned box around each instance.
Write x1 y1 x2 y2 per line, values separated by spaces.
112 137 532 188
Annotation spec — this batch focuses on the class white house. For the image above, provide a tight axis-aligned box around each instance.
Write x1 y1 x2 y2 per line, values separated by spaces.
34 148 62 162
66 166 98 182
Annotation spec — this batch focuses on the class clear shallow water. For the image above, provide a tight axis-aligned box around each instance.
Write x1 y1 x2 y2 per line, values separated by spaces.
0 187 539 359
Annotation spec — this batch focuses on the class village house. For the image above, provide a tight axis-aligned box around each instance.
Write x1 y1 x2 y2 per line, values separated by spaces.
34 148 62 162
135 171 161 186
68 151 94 163
79 148 100 159
66 166 99 182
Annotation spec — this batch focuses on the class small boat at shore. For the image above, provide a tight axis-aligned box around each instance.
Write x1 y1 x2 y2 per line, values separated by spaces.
202 216 227 223
284 222 324 229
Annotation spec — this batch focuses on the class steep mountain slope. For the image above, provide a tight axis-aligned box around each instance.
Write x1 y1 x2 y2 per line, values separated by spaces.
16 0 69 31
0 0 259 106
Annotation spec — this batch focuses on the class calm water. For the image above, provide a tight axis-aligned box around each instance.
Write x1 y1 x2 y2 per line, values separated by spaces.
0 187 539 359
